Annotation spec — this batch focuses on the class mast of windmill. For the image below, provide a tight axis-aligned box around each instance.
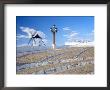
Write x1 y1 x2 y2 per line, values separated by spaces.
50 25 58 49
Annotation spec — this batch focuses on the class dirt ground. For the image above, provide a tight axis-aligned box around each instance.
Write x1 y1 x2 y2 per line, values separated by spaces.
16 47 94 74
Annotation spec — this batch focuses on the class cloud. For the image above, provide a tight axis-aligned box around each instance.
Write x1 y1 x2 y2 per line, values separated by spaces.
20 27 36 38
64 31 78 41
63 27 78 41
63 35 68 37
16 34 28 39
63 27 71 31
64 30 94 46
84 30 94 41
69 31 78 37
68 33 78 41
63 26 94 46
20 27 46 39
17 27 48 46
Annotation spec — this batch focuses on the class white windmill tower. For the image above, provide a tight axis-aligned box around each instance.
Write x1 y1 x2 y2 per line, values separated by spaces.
50 25 58 49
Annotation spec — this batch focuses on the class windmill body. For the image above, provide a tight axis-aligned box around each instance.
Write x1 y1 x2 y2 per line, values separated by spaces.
28 31 46 46
52 32 56 49
50 25 58 49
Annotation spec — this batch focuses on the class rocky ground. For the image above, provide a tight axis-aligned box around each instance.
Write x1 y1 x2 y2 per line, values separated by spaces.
16 47 94 74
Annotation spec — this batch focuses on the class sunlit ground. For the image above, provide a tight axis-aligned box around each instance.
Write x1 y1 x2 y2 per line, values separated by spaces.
16 47 94 74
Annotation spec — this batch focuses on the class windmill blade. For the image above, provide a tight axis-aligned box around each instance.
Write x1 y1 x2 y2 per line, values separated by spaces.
29 31 33 35
33 32 37 37
39 40 41 46
31 40 33 46
28 31 34 38
28 38 32 45
41 39 46 46
29 30 37 37
31 38 35 46
33 38 36 44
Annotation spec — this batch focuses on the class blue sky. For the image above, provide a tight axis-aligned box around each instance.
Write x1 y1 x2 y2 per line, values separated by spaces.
16 16 94 47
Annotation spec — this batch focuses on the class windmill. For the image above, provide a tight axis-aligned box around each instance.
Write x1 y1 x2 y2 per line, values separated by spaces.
28 31 46 46
50 25 58 49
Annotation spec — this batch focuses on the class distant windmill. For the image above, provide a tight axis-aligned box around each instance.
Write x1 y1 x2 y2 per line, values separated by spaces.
28 31 46 46
50 25 58 49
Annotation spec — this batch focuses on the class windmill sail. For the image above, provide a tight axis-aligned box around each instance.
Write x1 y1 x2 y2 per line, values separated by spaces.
28 30 46 46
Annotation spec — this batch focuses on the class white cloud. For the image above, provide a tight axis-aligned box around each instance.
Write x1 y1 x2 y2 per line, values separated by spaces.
64 30 94 46
63 35 68 37
16 34 28 39
64 31 78 41
63 27 71 31
63 27 78 41
70 31 78 37
20 27 46 39
63 26 94 46
17 27 48 46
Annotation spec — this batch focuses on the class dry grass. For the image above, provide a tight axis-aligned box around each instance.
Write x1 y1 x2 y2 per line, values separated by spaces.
57 64 94 74
16 47 94 74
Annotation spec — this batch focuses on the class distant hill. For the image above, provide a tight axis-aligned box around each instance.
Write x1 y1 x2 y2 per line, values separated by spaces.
16 46 50 57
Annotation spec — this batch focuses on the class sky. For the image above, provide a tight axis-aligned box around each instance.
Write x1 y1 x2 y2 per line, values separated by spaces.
16 16 94 47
